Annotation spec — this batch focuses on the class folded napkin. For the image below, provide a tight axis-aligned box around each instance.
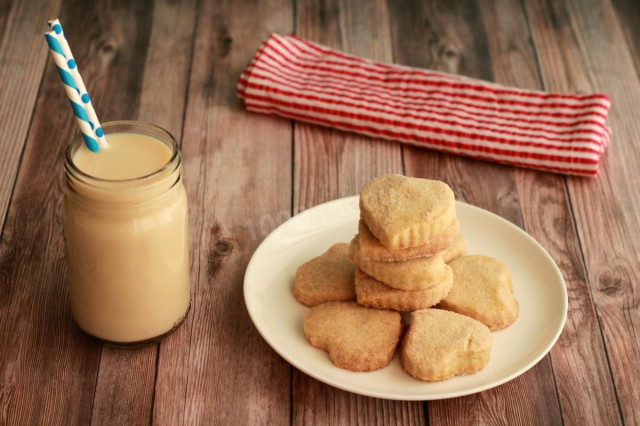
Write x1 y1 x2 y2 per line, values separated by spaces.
237 34 611 177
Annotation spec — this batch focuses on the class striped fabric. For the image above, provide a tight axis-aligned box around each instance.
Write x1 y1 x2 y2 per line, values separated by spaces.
237 34 612 177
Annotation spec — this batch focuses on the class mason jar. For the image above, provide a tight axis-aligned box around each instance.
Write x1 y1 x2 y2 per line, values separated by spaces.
63 121 190 346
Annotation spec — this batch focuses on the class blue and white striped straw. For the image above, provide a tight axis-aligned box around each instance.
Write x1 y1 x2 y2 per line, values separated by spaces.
44 19 107 152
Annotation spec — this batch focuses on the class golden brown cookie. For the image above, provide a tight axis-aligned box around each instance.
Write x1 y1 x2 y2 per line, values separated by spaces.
442 233 468 263
350 237 447 290
303 302 404 372
355 268 453 312
400 309 492 382
357 220 459 261
359 175 457 249
293 243 355 307
438 255 519 330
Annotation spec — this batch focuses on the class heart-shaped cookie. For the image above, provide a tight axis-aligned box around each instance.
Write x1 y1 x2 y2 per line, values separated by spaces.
359 175 456 249
350 237 448 290
293 243 355 307
401 309 492 381
439 255 519 330
354 267 453 311
303 302 404 371
357 220 459 261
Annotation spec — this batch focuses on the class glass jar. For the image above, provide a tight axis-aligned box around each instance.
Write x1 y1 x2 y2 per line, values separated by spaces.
63 121 190 346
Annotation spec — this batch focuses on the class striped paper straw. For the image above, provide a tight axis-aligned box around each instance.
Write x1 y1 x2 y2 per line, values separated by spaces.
48 19 106 150
44 19 106 152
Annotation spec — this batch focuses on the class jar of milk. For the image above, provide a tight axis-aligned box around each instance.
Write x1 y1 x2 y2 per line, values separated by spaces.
63 121 190 346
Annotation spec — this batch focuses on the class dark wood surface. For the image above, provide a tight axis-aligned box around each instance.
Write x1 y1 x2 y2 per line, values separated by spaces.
0 0 638 424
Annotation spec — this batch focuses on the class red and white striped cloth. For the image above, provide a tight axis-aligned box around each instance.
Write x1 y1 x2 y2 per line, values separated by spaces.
237 34 612 177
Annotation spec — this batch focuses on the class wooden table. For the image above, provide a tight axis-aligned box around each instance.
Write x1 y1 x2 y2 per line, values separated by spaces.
1 0 638 424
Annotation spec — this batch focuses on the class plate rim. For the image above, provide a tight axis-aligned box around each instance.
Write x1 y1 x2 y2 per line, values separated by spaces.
244 195 568 400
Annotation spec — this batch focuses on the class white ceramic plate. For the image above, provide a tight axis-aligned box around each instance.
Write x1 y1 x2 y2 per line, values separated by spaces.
244 196 567 400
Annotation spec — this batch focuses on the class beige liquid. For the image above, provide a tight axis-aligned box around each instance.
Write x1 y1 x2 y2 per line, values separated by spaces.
64 131 190 343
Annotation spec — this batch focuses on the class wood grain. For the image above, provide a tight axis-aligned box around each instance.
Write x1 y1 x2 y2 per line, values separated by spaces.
477 0 621 424
610 0 640 76
152 0 293 424
293 0 404 205
0 0 62 232
136 0 198 140
89 1 198 425
524 0 640 424
0 0 158 422
292 0 423 424
387 0 563 424
90 346 157 426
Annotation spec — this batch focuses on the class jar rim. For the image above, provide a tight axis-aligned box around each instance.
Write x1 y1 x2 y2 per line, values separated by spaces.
64 120 180 186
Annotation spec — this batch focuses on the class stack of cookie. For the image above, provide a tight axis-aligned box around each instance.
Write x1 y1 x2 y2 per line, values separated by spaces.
349 174 467 311
291 174 520 382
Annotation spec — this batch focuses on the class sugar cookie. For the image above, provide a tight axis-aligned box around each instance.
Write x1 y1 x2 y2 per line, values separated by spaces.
360 174 456 249
355 268 453 311
439 255 519 330
357 220 459 261
293 243 355 306
400 309 492 381
303 302 404 372
350 237 447 290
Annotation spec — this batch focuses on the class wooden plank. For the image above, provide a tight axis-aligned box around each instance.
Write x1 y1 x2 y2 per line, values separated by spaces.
136 0 198 139
483 2 623 424
151 0 293 424
387 0 565 424
611 0 640 74
90 346 157 426
89 1 198 425
0 0 160 423
291 0 424 425
524 0 640 424
0 0 62 232
477 2 622 424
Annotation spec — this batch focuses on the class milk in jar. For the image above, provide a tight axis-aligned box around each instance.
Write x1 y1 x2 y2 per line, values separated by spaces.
63 121 190 345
